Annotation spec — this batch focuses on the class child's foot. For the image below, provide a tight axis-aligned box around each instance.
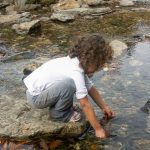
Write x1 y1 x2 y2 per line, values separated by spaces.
69 111 81 122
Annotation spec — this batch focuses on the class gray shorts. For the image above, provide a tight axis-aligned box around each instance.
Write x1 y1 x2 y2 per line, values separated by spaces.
26 77 76 122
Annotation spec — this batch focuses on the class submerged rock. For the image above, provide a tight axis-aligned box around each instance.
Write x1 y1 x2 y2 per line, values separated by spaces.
1 51 36 62
141 99 150 115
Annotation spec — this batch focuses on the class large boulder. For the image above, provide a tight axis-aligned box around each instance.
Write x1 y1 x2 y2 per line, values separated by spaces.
109 40 128 58
0 95 88 141
12 19 41 35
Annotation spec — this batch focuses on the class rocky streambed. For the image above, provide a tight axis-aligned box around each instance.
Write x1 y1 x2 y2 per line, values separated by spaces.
0 0 150 149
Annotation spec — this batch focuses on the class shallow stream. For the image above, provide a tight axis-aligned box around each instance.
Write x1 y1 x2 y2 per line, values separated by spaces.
0 40 150 149
91 41 150 149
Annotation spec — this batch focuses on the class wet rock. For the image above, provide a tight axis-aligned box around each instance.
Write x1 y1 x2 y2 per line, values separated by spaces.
129 59 143 66
1 51 36 62
109 40 128 58
51 13 75 22
52 0 81 11
134 139 150 150
0 43 12 57
0 94 88 141
141 99 150 115
120 0 134 6
12 20 41 35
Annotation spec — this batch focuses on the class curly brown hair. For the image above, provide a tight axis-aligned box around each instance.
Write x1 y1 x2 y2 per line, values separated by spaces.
68 33 113 72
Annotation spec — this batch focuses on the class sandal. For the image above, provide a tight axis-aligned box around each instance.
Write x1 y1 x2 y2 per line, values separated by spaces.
69 110 81 122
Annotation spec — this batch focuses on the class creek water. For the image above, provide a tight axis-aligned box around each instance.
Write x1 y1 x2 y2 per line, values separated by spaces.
0 41 150 149
91 41 150 149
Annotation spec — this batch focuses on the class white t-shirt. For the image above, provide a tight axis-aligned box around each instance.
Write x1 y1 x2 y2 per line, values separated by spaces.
24 56 93 99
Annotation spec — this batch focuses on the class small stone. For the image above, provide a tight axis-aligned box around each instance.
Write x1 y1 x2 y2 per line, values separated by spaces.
109 40 128 58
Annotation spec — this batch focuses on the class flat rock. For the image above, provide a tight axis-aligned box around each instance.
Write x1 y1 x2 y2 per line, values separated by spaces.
51 7 112 21
0 12 30 24
0 51 36 62
0 95 88 141
51 13 75 22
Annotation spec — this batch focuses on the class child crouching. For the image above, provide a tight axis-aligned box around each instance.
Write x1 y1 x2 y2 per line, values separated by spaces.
23 33 115 138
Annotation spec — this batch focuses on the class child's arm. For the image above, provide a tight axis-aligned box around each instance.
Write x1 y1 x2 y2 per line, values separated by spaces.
79 97 107 138
88 86 115 120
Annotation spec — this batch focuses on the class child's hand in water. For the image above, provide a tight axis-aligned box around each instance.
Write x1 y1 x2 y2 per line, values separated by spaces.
95 128 107 139
102 106 115 120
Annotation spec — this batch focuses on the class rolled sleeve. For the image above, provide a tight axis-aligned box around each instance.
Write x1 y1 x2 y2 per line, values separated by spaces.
84 75 94 91
72 72 88 99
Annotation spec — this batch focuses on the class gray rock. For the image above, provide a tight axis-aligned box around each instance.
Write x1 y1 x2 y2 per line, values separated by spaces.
0 95 88 141
0 52 89 141
51 13 75 22
12 20 41 35
109 40 128 58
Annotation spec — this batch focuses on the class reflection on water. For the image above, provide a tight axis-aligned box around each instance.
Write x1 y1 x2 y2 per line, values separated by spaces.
0 41 150 149
93 41 150 149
